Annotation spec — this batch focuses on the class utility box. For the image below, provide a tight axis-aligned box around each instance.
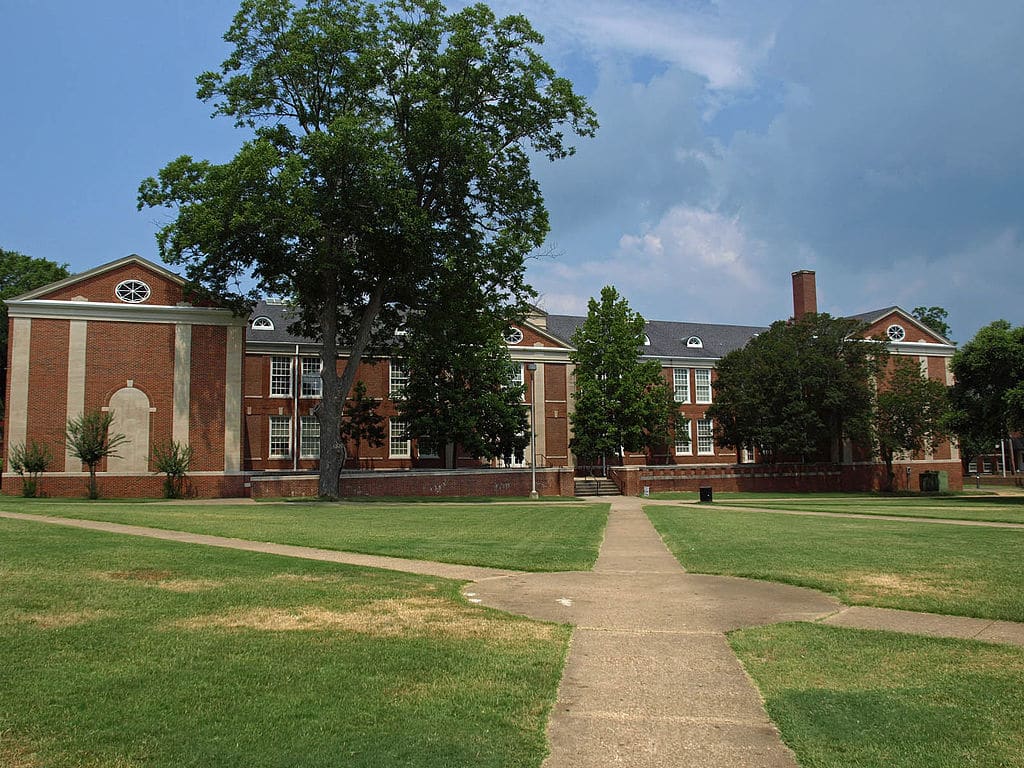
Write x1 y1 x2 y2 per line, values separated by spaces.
936 471 949 492
699 486 714 503
919 471 939 493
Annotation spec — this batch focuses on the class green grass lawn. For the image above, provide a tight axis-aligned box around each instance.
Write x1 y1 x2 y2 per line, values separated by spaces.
716 493 1024 524
0 519 568 768
730 623 1024 768
645 506 1024 621
0 498 608 572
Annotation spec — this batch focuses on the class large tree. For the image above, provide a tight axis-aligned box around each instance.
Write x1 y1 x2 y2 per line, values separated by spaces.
399 269 529 468
1 248 69 401
947 320 1024 469
874 357 950 491
138 0 596 497
912 306 952 339
708 314 884 463
569 286 675 468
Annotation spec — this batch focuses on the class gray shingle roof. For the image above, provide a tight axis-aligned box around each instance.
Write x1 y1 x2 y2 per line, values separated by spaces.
246 301 309 345
546 314 765 360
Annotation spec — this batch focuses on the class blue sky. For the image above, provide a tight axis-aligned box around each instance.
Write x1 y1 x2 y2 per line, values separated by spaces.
2 0 1021 341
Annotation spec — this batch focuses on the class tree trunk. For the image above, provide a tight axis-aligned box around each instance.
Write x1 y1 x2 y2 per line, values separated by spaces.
317 280 385 499
882 450 895 493
88 464 98 500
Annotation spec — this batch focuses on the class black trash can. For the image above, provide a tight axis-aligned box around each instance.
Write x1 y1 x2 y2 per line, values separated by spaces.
699 486 714 503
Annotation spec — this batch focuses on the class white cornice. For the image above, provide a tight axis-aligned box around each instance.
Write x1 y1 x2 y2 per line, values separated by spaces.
887 340 956 357
642 355 721 367
6 299 245 327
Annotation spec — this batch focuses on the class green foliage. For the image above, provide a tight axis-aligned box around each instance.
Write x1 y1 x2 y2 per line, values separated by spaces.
65 409 129 499
151 440 194 498
0 248 69 408
875 358 951 491
340 380 386 464
569 286 676 464
707 313 884 463
138 0 596 497
399 270 529 467
948 320 1024 468
912 305 952 339
9 439 53 497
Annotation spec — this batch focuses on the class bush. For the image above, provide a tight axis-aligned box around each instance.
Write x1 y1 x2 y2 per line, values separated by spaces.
152 440 193 499
9 440 53 497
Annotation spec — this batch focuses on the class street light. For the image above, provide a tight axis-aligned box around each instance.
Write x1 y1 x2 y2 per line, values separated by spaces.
527 362 538 499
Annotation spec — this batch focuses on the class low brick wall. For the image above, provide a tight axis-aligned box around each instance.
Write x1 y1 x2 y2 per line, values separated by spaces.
0 473 249 499
250 467 576 499
612 460 964 495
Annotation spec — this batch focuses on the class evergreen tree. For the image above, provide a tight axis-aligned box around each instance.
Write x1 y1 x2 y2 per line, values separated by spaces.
569 286 675 467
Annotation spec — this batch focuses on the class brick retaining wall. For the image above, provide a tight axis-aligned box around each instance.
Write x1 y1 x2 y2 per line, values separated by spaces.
250 467 576 499
1 473 248 499
611 460 964 495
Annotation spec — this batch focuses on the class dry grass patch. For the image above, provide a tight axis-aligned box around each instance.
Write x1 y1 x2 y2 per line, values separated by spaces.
0 736 39 768
94 569 224 593
843 572 974 602
176 596 558 642
16 609 112 629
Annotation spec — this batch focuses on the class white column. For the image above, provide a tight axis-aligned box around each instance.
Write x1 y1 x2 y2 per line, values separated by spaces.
63 320 88 470
223 325 244 472
173 323 192 446
533 360 546 466
6 318 31 462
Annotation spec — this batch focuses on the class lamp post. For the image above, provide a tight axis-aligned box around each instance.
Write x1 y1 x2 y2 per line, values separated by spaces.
527 362 538 499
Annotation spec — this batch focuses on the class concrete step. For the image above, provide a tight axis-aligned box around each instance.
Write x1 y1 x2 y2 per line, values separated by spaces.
574 479 621 497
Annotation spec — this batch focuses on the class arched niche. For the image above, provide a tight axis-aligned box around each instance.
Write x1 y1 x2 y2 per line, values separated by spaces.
106 385 153 473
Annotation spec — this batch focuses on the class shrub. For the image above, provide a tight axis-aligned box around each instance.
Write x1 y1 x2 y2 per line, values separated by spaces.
152 440 193 499
9 439 53 497
66 410 128 499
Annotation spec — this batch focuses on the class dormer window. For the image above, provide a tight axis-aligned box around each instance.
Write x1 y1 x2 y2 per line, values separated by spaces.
686 335 703 349
251 316 274 331
643 335 651 346
886 324 906 342
114 279 151 304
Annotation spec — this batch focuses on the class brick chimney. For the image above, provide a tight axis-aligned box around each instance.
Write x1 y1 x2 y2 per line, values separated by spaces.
791 270 817 319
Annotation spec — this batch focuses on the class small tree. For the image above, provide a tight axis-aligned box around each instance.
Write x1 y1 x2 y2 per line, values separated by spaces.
9 439 53 497
569 286 676 469
875 358 950 492
152 440 194 498
66 410 129 499
340 381 386 467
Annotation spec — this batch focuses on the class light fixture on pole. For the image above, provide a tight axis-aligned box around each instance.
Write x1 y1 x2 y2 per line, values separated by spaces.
526 362 538 499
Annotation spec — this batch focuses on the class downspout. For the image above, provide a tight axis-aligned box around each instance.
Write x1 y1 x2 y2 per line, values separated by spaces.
293 344 300 472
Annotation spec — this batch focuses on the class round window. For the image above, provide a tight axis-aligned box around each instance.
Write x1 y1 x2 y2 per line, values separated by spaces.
886 324 906 342
115 279 151 303
504 328 524 344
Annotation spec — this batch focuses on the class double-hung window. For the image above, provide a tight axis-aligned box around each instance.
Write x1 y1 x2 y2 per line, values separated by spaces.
697 418 714 455
270 357 292 397
300 416 320 458
675 419 692 456
389 360 409 397
301 357 322 398
269 415 292 458
508 362 525 400
673 368 690 403
695 369 712 404
389 418 410 458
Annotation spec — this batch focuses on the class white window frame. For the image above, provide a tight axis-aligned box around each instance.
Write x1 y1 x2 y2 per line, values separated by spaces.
675 419 692 456
697 418 714 455
251 316 274 331
417 436 439 459
300 357 322 398
269 415 292 458
508 362 526 401
389 418 410 458
673 368 690 403
389 359 409 397
270 356 293 397
300 415 320 459
695 369 712 404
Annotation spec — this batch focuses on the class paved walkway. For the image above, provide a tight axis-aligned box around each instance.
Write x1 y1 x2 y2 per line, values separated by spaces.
5 499 1024 767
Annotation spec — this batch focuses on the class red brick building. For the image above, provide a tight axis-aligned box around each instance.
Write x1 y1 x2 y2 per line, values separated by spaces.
2 257 961 496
